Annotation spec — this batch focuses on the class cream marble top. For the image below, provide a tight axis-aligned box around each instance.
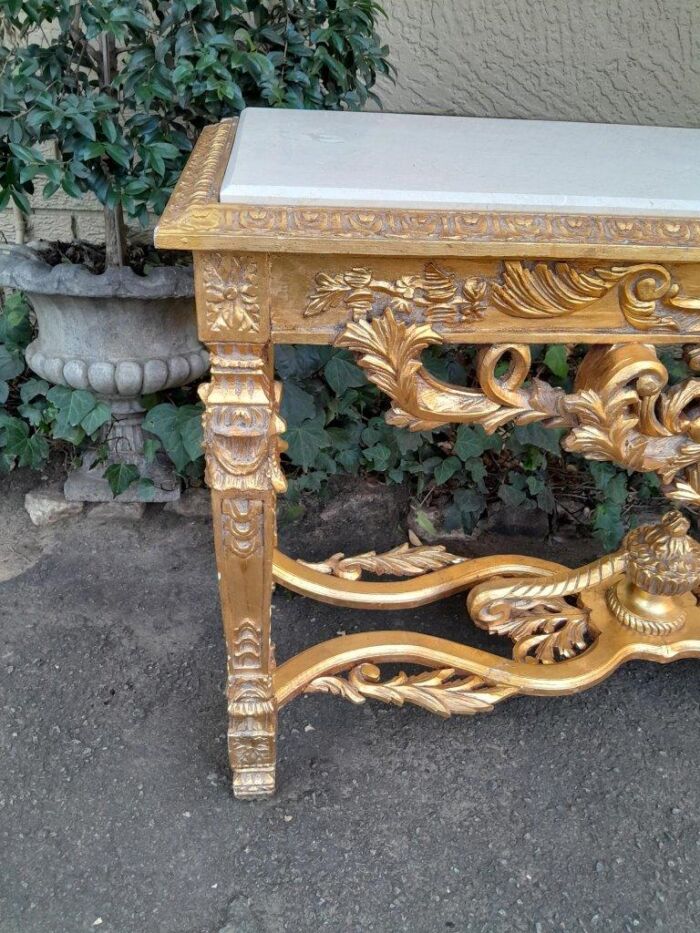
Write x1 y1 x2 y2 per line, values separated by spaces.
220 108 700 217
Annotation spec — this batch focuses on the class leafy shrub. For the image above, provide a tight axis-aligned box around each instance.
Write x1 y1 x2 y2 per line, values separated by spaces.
1 0 391 262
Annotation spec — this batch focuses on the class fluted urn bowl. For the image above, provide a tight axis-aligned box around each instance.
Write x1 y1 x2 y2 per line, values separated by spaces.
0 245 208 501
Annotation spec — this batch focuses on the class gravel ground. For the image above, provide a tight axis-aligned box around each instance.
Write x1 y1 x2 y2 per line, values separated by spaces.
1 469 698 933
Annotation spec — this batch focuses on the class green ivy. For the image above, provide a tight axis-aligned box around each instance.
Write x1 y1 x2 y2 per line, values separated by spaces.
0 291 674 539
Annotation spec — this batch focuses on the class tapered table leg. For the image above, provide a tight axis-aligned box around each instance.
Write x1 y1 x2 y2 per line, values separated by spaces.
199 343 286 798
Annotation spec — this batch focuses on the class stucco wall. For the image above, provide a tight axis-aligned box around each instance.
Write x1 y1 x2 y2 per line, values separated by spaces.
376 0 700 125
3 0 699 246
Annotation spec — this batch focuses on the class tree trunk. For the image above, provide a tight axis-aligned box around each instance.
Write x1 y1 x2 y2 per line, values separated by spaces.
100 32 127 268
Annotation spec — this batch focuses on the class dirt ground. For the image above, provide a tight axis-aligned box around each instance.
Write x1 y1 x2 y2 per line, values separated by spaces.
1 468 698 933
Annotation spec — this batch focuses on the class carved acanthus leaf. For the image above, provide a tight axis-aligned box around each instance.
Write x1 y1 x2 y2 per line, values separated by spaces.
338 316 700 506
491 261 700 331
336 310 568 433
475 595 595 664
306 663 516 716
308 260 700 332
298 533 464 580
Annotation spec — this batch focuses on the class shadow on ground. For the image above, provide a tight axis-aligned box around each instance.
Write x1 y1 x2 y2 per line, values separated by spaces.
1 470 698 933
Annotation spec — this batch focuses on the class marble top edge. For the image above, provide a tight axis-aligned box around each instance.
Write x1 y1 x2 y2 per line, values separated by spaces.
220 108 700 219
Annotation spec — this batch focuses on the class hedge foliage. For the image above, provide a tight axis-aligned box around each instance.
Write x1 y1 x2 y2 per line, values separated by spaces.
1 291 675 546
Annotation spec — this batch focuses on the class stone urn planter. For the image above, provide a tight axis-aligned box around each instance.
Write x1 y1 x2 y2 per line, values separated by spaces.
0 245 208 501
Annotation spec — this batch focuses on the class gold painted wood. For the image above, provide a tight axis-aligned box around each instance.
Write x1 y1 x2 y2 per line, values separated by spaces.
155 120 700 261
200 342 285 798
273 593 700 709
337 316 700 506
270 254 700 345
271 550 564 610
160 118 700 799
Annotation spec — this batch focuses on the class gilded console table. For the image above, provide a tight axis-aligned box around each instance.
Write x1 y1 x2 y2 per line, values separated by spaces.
156 109 700 798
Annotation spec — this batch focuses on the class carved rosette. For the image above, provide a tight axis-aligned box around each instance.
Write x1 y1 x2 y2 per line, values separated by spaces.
200 253 261 334
198 345 287 494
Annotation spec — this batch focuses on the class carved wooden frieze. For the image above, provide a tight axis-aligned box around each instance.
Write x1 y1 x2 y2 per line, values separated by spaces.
306 260 700 333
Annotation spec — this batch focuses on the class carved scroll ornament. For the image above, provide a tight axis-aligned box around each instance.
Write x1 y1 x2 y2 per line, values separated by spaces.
336 311 700 505
307 260 700 332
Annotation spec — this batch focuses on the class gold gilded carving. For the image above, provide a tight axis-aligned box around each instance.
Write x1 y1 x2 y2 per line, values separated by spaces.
605 511 700 634
308 260 700 332
159 119 236 224
231 620 262 668
221 498 262 559
492 261 700 331
479 596 594 664
468 552 623 663
227 672 276 798
298 532 465 580
305 262 487 324
200 253 260 334
338 315 700 505
306 663 516 716
166 204 700 251
198 345 287 494
469 511 700 646
336 310 568 432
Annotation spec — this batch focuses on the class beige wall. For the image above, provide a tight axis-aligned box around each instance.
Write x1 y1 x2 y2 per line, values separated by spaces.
3 0 699 246
376 0 700 125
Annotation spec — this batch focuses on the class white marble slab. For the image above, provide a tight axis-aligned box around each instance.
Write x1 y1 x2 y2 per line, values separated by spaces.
220 108 700 217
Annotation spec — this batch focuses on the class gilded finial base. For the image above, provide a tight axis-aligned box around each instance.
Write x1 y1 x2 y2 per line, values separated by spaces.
605 580 687 636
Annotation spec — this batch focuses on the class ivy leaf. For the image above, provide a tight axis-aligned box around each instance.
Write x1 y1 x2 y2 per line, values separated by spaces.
498 483 527 507
0 346 24 381
143 438 161 463
66 389 97 427
414 508 438 537
280 380 316 427
2 418 49 468
593 502 625 550
20 378 49 404
81 401 112 436
0 381 8 404
104 462 140 497
143 403 203 471
544 345 568 379
433 456 460 485
283 414 330 470
512 423 564 456
454 425 490 460
323 352 367 395
362 442 392 472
